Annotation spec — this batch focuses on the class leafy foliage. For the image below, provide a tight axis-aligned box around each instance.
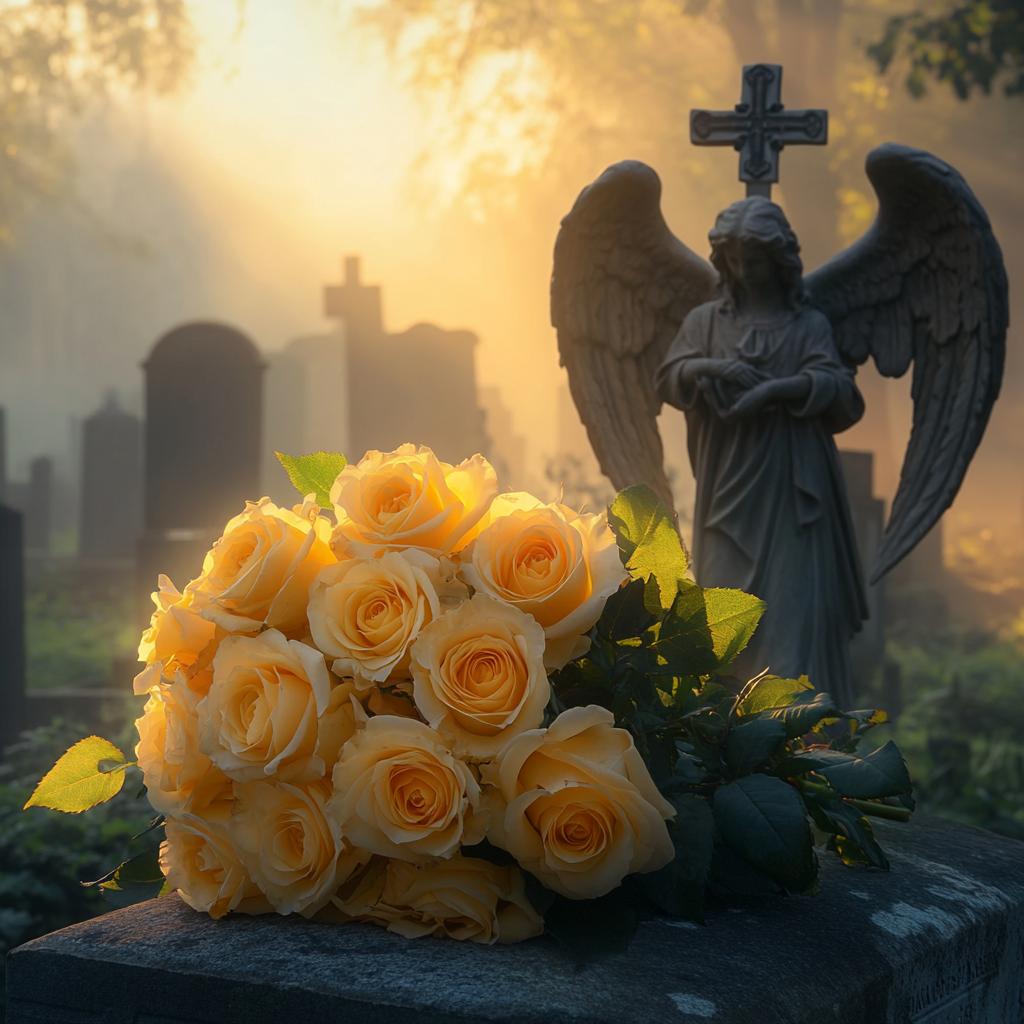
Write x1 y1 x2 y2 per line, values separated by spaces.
0 0 194 241
1 721 157 1012
880 639 1024 839
23 736 131 813
869 0 1024 99
96 847 170 909
607 484 689 606
545 486 912 959
275 450 348 510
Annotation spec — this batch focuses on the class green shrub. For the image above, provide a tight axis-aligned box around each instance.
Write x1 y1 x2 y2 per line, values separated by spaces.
0 720 154 1010
883 638 1024 839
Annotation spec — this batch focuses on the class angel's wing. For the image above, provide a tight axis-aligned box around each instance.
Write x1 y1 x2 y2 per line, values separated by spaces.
805 143 1008 584
551 161 718 510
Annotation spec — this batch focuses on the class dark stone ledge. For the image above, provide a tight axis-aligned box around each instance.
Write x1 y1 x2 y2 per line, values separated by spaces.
6 815 1024 1024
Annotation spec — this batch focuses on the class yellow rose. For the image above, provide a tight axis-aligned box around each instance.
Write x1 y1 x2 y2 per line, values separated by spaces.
308 551 458 690
161 815 271 920
485 706 676 900
330 444 497 558
334 855 543 944
135 675 234 820
199 630 357 784
134 575 219 695
327 716 486 863
188 497 335 635
409 594 549 759
230 779 370 917
460 499 628 670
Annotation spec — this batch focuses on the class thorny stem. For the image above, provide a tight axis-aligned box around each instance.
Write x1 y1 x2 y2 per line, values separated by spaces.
797 778 912 822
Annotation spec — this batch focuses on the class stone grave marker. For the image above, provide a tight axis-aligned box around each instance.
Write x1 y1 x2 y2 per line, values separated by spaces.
0 502 25 752
78 393 143 560
23 456 52 555
0 405 7 503
839 449 886 692
6 815 1024 1023
137 322 264 614
323 256 488 464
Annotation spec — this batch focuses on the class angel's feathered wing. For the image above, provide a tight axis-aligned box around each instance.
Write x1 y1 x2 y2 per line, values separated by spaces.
805 144 1008 583
551 161 718 510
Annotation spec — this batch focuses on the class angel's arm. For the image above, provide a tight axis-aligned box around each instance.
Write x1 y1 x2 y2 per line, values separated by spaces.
727 375 812 418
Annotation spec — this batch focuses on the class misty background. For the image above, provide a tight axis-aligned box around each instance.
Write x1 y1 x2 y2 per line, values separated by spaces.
1 0 1019 548
4 0 1024 990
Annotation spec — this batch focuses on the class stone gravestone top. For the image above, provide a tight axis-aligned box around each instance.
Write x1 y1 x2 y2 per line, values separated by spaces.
0 502 25 750
79 394 143 560
324 257 488 466
143 322 263 532
6 815 1024 1024
137 322 264 615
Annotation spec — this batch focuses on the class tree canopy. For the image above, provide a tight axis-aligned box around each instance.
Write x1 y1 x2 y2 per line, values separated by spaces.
0 0 195 240
870 0 1024 100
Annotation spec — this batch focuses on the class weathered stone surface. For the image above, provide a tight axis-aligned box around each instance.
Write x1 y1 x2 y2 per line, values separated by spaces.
6 815 1024 1024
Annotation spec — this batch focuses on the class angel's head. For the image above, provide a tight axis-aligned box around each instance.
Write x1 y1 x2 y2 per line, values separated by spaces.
708 197 804 310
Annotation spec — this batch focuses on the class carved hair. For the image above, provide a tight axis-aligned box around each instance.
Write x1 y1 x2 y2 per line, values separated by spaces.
708 197 805 309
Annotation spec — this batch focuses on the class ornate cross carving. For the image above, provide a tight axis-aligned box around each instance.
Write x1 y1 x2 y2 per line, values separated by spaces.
690 64 828 199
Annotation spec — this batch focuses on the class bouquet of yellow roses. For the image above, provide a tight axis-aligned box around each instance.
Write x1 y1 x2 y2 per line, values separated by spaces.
26 444 913 958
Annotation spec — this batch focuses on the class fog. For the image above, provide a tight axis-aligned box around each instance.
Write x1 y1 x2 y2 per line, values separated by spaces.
0 0 1021 551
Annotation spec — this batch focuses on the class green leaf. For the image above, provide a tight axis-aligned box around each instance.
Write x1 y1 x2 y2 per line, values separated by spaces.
633 794 713 923
703 589 766 667
651 585 718 676
761 690 842 739
607 485 688 608
738 675 814 716
713 774 816 892
99 848 169 909
600 577 656 642
725 718 787 776
24 736 129 813
543 886 648 962
805 794 889 870
777 741 912 800
274 450 347 509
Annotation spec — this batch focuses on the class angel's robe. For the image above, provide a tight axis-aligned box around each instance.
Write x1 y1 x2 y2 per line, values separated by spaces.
655 300 868 706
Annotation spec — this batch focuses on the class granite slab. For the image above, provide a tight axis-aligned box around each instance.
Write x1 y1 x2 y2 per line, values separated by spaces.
6 815 1024 1024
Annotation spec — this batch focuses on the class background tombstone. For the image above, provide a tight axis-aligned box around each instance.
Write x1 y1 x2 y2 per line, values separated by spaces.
0 502 26 752
137 322 264 616
263 330 347 501
323 256 488 464
78 394 142 560
23 456 52 555
839 449 886 694
0 406 7 502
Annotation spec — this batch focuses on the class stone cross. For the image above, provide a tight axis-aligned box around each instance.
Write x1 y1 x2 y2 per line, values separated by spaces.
690 64 828 199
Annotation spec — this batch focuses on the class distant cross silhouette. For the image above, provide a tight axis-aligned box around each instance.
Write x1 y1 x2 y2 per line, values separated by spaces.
690 64 828 199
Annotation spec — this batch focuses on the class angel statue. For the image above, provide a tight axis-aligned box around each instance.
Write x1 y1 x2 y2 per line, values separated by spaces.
552 139 1007 706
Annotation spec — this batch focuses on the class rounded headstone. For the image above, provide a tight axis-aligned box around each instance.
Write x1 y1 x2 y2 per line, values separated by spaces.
143 321 264 531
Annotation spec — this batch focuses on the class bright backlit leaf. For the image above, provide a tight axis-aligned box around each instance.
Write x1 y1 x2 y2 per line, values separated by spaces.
24 736 129 813
607 485 688 608
738 675 814 716
703 588 766 667
275 450 348 509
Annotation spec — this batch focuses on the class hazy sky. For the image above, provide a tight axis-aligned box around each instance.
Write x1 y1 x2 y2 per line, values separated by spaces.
148 0 562 462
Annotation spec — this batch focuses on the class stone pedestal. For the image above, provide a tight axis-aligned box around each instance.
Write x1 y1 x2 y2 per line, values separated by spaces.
6 816 1024 1024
